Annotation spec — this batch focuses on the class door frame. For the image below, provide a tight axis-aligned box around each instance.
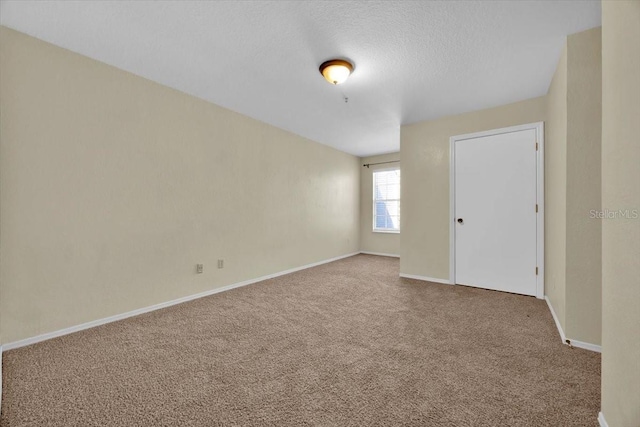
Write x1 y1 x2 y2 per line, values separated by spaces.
449 122 544 299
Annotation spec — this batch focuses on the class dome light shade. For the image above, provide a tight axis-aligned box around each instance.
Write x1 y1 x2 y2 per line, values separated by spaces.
319 59 354 85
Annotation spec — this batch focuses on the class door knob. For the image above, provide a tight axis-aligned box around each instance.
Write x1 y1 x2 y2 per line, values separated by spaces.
457 218 464 224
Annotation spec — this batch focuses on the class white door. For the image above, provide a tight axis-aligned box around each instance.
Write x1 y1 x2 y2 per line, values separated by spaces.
453 128 538 296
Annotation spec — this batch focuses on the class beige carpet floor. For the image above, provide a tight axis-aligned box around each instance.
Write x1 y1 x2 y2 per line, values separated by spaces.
1 254 600 426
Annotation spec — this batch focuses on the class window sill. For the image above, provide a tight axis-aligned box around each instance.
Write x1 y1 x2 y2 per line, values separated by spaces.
373 230 400 234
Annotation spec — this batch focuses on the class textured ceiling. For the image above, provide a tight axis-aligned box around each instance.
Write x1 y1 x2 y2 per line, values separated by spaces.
0 1 600 157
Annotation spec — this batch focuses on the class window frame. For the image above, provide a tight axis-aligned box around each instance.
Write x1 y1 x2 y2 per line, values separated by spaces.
372 167 400 233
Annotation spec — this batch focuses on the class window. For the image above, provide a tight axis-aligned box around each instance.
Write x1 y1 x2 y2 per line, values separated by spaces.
373 168 400 232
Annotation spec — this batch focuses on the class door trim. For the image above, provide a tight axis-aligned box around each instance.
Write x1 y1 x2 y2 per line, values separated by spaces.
449 122 544 299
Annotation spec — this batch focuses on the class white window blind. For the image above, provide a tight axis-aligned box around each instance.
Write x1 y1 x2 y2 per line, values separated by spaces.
373 168 400 232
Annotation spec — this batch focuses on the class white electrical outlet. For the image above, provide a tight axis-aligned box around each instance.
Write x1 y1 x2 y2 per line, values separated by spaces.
217 259 224 269
196 264 203 274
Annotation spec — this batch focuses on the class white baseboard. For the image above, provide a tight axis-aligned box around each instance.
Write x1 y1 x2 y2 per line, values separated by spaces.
570 339 602 353
545 296 601 353
399 273 451 285
2 252 359 351
545 296 567 343
598 412 608 427
359 251 400 258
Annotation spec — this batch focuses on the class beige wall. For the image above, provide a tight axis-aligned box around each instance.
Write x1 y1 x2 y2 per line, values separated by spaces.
545 28 603 346
359 153 400 256
565 27 602 345
0 27 360 344
545 42 568 331
400 97 546 280
601 1 640 426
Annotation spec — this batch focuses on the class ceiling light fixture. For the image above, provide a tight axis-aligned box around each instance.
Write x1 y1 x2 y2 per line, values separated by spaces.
319 59 354 85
